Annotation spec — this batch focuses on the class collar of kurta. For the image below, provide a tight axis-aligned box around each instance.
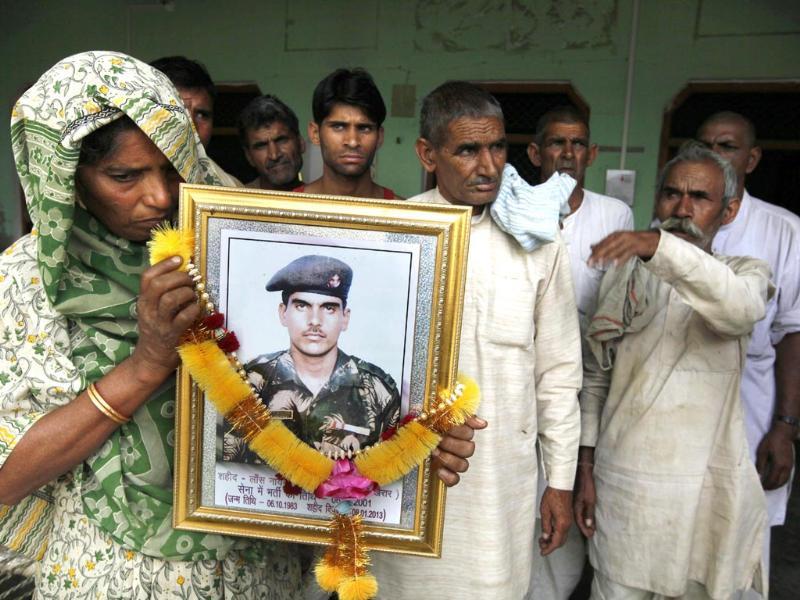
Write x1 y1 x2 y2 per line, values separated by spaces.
426 187 489 224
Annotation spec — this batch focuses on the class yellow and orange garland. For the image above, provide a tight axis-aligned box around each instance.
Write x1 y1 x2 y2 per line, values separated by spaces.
150 226 480 600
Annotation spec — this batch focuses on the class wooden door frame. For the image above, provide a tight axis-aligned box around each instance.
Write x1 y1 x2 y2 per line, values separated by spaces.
658 80 800 170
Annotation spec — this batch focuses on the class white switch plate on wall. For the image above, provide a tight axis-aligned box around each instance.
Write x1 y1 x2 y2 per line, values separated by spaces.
605 169 636 206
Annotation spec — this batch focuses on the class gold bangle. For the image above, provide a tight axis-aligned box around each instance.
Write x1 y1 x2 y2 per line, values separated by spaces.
87 383 130 425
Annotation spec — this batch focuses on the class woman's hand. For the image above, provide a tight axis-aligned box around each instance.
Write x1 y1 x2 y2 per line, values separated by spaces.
131 256 200 385
0 255 200 504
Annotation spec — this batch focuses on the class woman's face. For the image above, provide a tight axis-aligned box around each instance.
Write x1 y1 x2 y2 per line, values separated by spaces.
76 127 181 242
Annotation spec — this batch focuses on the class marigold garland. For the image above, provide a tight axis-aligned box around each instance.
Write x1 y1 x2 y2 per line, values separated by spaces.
149 225 481 600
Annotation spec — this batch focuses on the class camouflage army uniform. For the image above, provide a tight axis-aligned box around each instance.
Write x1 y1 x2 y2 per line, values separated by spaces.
223 349 400 462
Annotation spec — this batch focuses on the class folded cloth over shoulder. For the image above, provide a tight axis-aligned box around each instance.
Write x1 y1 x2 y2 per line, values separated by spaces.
490 164 575 252
586 258 662 369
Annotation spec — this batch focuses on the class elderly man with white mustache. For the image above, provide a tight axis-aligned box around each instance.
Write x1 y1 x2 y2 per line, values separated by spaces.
574 141 773 600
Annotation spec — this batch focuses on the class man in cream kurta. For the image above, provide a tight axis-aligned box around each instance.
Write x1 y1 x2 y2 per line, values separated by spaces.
370 82 581 599
576 142 772 599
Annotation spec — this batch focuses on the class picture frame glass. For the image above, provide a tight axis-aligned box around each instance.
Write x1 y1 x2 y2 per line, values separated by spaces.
174 186 470 556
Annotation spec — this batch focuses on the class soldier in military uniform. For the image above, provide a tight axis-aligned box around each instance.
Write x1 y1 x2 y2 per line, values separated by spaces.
223 255 400 463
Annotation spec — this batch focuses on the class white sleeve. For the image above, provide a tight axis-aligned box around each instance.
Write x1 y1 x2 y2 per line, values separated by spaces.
644 231 772 338
534 239 582 490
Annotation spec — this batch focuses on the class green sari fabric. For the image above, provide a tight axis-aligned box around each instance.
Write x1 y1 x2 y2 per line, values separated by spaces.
10 51 235 560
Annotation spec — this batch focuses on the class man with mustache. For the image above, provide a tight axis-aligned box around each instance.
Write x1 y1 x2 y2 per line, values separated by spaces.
296 68 401 199
370 81 582 599
238 95 305 191
698 112 800 584
225 255 400 462
527 106 634 600
575 141 772 599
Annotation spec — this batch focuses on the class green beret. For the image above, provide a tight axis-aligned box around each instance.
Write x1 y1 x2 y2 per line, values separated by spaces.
266 255 353 301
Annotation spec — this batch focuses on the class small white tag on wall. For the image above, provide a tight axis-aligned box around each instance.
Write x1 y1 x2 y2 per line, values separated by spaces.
605 169 636 206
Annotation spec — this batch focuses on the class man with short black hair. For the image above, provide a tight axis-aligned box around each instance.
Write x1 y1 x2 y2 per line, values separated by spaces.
370 81 582 599
527 106 633 599
150 55 216 148
698 111 800 582
150 55 240 187
238 95 305 191
298 68 399 199
576 142 771 599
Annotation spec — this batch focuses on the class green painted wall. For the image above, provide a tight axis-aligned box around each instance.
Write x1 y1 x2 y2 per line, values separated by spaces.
2 0 799 243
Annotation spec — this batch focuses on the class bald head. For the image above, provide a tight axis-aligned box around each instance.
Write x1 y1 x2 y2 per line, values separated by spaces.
696 111 761 196
698 111 756 148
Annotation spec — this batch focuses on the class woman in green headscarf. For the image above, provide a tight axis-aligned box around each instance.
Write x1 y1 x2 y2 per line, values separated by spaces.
0 51 300 599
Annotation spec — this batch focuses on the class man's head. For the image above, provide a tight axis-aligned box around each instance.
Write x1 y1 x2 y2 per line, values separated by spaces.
416 81 507 207
655 141 740 252
150 56 215 148
238 95 305 190
308 68 386 179
267 255 353 358
696 111 761 196
527 105 597 187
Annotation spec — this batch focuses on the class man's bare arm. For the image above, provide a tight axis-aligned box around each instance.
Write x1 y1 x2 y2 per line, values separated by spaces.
757 332 800 489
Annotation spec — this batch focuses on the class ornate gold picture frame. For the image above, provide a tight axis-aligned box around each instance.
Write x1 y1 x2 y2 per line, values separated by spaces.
173 185 471 557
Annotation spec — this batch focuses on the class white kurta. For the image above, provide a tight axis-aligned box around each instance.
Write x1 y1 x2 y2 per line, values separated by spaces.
711 191 800 526
582 231 772 599
530 190 634 599
537 189 634 498
369 187 582 599
562 190 635 330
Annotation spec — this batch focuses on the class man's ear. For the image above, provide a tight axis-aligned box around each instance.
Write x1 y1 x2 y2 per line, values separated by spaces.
527 142 542 168
242 145 255 168
376 126 384 150
721 196 742 226
587 143 599 167
308 121 320 146
746 145 762 175
278 303 287 326
342 307 351 331
415 137 437 173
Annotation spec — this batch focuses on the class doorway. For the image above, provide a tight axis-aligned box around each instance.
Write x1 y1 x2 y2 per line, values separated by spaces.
659 81 800 216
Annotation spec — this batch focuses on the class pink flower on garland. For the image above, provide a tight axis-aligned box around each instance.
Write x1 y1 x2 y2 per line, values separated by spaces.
315 459 378 500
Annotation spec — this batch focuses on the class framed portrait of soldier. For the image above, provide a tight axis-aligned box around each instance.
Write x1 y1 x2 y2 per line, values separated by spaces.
172 184 471 556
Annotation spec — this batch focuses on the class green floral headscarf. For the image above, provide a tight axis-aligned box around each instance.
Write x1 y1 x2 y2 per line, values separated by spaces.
10 51 234 560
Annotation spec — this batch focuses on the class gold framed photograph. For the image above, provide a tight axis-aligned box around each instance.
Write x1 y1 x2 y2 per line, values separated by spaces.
172 184 471 557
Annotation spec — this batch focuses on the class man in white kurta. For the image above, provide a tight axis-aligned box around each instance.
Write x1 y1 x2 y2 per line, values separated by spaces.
370 82 582 599
577 142 772 599
698 112 800 534
527 106 634 600
527 105 635 329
